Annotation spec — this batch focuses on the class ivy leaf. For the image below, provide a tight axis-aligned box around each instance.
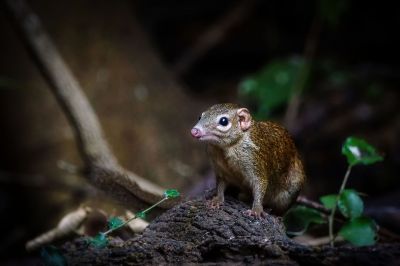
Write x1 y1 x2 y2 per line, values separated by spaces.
320 194 337 210
342 137 383 166
40 246 67 266
89 233 108 248
338 189 364 219
339 217 377 246
164 189 180 199
108 216 124 230
135 211 146 219
284 205 326 236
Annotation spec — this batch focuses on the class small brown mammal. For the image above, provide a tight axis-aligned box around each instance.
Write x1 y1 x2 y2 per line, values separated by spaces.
191 103 305 218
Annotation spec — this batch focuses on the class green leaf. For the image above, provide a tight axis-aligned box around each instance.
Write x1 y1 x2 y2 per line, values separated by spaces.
164 189 180 199
89 233 108 248
238 58 306 119
135 211 146 219
108 216 124 230
320 194 337 210
339 217 377 246
341 137 384 166
284 205 326 236
338 189 364 219
40 246 67 266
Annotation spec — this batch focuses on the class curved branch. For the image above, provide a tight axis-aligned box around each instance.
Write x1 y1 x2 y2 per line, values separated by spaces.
172 0 255 75
4 0 174 209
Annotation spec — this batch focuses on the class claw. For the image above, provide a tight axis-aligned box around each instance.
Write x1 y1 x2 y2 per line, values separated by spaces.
207 197 223 209
243 209 266 219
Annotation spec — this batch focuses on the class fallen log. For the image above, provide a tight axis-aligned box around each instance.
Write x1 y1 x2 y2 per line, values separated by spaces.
62 197 400 265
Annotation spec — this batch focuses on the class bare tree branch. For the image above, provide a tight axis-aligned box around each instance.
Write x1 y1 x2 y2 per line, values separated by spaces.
4 0 175 209
284 15 321 132
172 0 255 76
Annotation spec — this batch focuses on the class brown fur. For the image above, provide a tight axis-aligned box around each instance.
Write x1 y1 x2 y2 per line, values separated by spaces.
192 103 305 216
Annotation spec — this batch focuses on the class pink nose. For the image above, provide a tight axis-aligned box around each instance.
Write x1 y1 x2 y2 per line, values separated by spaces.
191 128 202 138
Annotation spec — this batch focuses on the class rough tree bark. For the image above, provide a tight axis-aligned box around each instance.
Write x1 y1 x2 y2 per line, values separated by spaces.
62 196 400 265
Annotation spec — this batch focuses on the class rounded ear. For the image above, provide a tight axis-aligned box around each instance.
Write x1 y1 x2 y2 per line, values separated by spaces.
237 108 252 131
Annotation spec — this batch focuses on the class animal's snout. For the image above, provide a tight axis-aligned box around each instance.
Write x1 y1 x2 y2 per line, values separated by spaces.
191 127 202 138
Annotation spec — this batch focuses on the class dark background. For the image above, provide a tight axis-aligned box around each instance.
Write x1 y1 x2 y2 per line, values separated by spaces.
0 0 399 264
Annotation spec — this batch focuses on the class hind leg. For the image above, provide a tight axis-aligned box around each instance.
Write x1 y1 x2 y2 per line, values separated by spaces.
267 157 305 215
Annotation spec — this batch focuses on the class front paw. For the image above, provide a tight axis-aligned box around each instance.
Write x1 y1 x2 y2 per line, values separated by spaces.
243 208 267 219
207 197 223 209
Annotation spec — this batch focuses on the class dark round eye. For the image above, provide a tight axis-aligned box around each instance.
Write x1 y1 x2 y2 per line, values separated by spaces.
198 116 201 121
219 117 229 126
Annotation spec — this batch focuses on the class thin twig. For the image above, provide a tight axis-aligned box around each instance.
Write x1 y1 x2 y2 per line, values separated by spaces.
103 197 168 236
297 195 400 242
284 15 321 132
328 165 352 247
172 0 255 75
297 195 331 215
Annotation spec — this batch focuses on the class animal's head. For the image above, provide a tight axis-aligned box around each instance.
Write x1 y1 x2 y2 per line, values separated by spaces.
190 103 252 147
